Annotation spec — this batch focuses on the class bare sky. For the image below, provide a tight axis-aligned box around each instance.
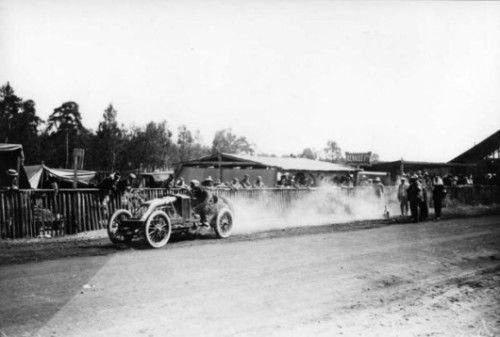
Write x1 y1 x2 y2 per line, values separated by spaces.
1 0 499 162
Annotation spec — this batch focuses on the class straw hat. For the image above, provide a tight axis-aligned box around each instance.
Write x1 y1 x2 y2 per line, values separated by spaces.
7 169 18 177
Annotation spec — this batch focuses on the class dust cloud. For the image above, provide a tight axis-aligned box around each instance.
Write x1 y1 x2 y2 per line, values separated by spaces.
228 186 399 234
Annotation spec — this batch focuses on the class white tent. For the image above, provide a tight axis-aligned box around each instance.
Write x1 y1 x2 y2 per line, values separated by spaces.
24 164 96 188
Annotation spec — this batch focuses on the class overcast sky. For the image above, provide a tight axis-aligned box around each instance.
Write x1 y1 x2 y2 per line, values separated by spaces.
1 0 499 162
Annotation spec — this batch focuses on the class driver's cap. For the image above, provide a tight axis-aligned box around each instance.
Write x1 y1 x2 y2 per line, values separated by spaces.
190 179 200 187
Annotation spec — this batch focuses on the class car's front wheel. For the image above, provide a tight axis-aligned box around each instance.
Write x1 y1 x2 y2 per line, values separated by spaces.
144 210 172 248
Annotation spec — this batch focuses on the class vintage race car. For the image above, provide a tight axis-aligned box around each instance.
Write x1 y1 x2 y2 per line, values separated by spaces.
107 193 234 248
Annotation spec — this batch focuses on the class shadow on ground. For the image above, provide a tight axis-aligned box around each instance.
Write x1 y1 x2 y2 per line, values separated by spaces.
0 254 113 337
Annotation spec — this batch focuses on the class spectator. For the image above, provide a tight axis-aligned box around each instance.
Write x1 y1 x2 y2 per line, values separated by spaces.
202 176 214 188
254 176 265 188
419 178 429 221
117 173 137 194
432 176 447 220
98 171 121 193
5 169 19 191
407 175 422 223
240 174 252 189
457 175 467 185
175 177 188 189
373 177 384 199
358 175 369 186
162 174 175 189
397 178 409 216
48 175 59 194
230 178 242 190
277 174 287 187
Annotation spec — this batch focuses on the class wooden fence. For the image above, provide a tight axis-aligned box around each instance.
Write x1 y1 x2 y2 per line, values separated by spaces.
0 185 498 239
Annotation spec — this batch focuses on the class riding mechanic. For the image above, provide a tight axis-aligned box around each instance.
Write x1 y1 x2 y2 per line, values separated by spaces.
190 179 213 227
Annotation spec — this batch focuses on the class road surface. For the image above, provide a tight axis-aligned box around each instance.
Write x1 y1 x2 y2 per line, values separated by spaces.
1 216 499 337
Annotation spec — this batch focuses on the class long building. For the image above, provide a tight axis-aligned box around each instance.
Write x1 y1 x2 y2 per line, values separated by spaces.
177 153 358 186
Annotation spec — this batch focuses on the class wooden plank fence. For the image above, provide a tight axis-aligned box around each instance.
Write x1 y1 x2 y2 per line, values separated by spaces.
0 186 498 239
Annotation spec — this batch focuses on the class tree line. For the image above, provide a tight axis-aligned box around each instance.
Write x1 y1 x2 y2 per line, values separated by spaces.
0 82 377 172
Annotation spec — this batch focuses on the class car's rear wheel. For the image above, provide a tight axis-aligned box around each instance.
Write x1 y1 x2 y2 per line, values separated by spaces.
144 210 171 248
214 208 233 238
108 209 132 244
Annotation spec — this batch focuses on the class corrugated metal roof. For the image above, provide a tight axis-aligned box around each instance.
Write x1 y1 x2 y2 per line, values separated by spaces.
238 155 356 171
204 153 357 172
450 130 500 163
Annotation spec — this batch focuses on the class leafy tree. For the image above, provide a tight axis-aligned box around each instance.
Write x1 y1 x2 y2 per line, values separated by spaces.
92 104 123 171
14 100 43 163
46 101 84 168
0 83 43 163
176 125 194 162
323 140 343 163
176 125 210 162
211 129 254 155
121 121 174 171
0 82 23 143
299 148 317 160
371 152 380 163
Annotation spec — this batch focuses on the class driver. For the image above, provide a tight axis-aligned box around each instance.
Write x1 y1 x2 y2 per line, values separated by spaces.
190 179 212 227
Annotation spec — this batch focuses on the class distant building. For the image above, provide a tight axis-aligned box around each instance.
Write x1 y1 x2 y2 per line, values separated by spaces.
449 130 500 184
366 160 474 184
176 153 358 186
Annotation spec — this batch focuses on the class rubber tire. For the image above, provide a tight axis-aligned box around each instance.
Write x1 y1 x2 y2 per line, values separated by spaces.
144 210 172 248
214 208 233 239
108 209 132 244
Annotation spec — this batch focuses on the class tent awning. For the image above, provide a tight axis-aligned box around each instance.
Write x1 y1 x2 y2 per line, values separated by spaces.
24 164 97 188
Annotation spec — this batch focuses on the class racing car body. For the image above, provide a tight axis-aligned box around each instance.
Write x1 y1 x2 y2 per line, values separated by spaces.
107 193 234 248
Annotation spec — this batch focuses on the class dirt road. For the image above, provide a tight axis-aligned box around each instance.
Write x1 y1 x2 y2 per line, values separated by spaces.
1 216 499 337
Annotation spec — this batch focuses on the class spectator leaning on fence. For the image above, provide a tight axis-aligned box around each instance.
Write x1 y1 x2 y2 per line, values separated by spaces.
254 176 265 188
202 176 214 188
240 174 252 189
230 178 242 190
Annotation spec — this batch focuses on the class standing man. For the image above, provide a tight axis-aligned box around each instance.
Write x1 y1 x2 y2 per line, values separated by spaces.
397 178 409 216
407 175 422 222
432 176 447 220
373 177 385 199
419 179 429 221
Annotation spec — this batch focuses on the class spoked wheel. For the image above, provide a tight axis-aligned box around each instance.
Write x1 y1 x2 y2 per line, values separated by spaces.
144 210 172 248
214 208 233 238
108 209 132 244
